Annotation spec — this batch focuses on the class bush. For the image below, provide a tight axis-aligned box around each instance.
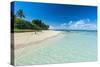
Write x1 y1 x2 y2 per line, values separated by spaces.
13 17 49 31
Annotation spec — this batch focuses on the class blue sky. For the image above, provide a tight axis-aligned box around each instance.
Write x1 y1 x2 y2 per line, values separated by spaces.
12 1 97 30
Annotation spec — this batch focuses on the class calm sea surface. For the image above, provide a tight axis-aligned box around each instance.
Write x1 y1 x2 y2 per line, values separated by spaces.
15 31 97 65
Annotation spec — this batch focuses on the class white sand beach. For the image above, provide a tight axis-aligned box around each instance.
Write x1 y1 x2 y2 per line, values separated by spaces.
12 30 61 49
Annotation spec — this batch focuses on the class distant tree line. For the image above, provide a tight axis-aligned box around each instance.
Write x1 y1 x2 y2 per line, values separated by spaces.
11 9 49 32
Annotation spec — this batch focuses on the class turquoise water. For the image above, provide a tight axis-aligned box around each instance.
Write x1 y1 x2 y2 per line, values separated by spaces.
15 31 97 66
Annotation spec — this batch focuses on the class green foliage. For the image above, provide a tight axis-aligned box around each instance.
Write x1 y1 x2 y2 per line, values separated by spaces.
16 9 25 18
14 29 34 32
12 9 49 32
15 18 32 29
14 18 49 31
32 19 49 30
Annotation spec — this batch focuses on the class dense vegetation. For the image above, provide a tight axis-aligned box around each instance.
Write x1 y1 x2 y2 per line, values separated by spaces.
11 9 49 32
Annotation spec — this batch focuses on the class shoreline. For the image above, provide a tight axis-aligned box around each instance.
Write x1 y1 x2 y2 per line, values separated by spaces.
12 30 61 49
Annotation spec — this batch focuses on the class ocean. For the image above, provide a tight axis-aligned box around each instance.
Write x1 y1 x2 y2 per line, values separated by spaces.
15 30 97 66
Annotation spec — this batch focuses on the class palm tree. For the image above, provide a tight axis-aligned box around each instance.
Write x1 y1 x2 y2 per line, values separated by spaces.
16 9 25 19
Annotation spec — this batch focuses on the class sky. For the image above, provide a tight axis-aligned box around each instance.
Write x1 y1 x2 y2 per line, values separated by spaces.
12 1 97 30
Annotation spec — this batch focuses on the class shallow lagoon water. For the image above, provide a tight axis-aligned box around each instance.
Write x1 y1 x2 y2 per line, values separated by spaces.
15 31 97 66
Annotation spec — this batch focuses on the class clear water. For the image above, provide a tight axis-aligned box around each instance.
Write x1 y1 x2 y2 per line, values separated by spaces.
15 31 97 66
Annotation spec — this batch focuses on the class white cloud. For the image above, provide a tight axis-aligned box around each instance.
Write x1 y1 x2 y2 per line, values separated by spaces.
49 19 97 30
68 19 97 30
60 23 67 29
49 25 55 29
61 23 67 26
68 21 73 25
